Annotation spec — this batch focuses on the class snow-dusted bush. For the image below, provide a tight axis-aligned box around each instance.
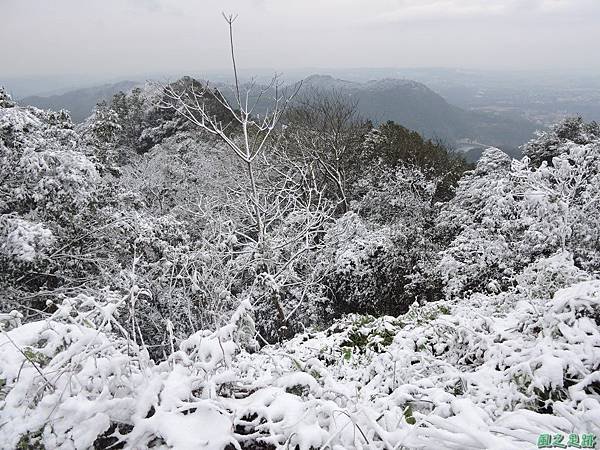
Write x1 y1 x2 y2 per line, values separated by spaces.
437 227 515 296
516 251 590 300
0 290 256 449
0 216 54 262
16 146 100 218
0 98 112 308
352 164 437 225
436 147 517 241
316 219 437 318
316 212 395 316
514 139 600 273
2 272 598 449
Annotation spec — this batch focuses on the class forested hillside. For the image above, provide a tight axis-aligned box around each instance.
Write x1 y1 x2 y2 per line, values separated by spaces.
1 74 599 450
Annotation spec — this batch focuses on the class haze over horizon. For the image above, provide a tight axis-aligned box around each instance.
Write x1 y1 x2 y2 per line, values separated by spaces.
2 0 600 79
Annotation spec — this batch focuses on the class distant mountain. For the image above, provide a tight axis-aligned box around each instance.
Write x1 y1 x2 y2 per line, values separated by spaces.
298 75 539 152
14 74 540 154
19 81 139 122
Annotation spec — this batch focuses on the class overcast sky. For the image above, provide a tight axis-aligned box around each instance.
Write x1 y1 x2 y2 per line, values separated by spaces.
2 0 600 77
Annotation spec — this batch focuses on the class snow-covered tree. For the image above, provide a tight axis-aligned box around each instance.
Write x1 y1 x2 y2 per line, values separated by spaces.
523 116 600 166
435 148 524 296
282 89 370 212
0 86 16 108
161 16 336 342
437 118 600 297
515 135 600 273
0 216 54 263
317 164 440 317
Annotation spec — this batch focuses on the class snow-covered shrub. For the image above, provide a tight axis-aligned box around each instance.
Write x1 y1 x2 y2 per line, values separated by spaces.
523 116 600 167
514 139 600 273
516 251 590 299
16 147 100 218
316 212 395 317
352 164 437 225
437 228 516 296
507 280 600 420
0 216 54 262
88 102 122 144
0 290 257 449
252 277 600 449
0 101 109 314
433 148 524 296
81 102 124 167
436 147 517 241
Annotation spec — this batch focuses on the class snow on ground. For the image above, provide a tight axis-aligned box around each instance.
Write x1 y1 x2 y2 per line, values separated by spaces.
1 262 599 449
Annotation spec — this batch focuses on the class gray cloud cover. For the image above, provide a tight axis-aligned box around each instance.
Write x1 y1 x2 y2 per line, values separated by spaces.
1 0 599 76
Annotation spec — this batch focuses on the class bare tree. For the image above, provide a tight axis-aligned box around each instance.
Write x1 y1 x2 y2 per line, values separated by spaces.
283 89 369 213
162 14 303 246
161 15 334 342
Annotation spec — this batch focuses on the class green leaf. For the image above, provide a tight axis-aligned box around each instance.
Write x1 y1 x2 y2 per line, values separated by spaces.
404 405 416 425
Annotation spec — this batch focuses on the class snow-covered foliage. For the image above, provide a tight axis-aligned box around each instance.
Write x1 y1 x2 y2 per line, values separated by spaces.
436 122 600 298
0 86 16 108
0 290 256 449
514 140 600 273
523 116 600 166
315 164 441 315
0 100 98 219
0 216 54 262
2 268 598 449
3 84 600 449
